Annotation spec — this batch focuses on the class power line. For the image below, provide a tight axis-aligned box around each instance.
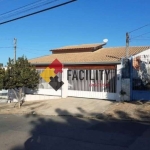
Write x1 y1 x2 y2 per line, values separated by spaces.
0 0 58 20
0 0 52 17
129 24 150 33
131 39 150 41
0 0 77 25
19 48 48 53
130 31 150 40
0 38 13 40
18 47 49 52
18 47 50 54
18 49 49 54
0 46 13 48
125 23 150 56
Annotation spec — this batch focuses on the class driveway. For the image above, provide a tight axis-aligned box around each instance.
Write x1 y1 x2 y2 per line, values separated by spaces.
0 97 150 122
0 97 113 117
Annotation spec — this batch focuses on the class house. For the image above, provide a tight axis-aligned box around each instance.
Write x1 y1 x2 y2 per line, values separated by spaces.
29 43 150 101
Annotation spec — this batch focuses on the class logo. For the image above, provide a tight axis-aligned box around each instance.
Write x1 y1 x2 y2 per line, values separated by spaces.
67 70 111 87
40 59 64 91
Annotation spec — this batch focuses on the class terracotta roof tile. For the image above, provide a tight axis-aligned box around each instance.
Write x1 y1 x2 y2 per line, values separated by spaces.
29 46 150 64
51 43 105 51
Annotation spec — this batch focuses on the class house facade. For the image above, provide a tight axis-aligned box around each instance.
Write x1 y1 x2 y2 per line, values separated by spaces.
29 43 150 101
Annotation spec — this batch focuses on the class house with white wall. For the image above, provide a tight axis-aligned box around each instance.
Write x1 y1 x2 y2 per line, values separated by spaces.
28 43 150 101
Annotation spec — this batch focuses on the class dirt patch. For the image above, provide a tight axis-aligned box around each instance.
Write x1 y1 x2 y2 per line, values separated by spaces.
0 99 150 122
104 101 150 121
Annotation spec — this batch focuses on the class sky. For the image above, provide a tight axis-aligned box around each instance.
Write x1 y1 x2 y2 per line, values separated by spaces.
0 0 150 66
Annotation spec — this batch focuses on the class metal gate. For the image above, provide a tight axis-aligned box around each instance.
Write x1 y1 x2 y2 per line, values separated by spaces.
131 55 150 100
67 69 117 100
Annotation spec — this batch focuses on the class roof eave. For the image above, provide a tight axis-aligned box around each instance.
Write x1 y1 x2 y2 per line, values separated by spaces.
31 61 121 66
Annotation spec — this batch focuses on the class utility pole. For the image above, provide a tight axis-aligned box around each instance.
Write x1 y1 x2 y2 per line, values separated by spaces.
14 38 17 63
126 32 129 58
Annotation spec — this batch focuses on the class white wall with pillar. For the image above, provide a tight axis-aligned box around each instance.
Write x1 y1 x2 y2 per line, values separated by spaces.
24 67 122 101
120 58 131 101
116 64 122 101
61 68 68 98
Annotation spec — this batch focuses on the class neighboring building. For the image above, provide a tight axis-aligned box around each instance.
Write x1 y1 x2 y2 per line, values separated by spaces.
29 43 150 101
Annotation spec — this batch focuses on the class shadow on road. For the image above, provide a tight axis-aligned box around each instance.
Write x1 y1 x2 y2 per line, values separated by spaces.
10 108 150 150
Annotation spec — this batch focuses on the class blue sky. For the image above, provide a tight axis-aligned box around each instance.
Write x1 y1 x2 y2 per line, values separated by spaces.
0 0 150 65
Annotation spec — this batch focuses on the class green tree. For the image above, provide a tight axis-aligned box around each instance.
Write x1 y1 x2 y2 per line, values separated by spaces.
3 56 40 108
0 66 5 90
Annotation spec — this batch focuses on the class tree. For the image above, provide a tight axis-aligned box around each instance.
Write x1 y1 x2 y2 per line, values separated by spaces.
0 66 5 90
3 56 40 108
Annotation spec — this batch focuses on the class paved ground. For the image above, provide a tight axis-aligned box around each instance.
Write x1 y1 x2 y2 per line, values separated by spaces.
0 114 150 150
0 97 113 116
0 97 150 122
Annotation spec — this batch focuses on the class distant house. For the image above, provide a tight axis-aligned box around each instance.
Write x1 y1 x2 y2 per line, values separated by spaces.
29 43 150 100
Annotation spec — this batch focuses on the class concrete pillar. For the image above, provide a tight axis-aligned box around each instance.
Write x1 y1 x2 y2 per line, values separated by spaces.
120 58 131 101
61 68 68 98
116 64 122 101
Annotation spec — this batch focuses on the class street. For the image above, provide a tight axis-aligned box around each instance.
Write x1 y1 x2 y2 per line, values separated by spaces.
0 114 150 150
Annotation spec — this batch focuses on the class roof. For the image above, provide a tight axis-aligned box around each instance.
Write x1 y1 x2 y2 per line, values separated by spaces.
29 46 150 65
50 43 105 54
51 43 105 51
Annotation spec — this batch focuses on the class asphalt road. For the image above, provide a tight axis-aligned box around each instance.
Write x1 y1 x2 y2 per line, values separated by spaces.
0 114 150 150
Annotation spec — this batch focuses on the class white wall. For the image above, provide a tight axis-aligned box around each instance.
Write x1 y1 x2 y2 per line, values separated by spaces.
132 48 150 58
25 68 119 101
116 64 122 101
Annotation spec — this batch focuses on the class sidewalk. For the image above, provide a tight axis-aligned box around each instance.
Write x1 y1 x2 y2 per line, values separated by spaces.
0 97 150 122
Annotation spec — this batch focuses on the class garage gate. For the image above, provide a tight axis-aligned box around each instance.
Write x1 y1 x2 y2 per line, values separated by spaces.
67 69 117 100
